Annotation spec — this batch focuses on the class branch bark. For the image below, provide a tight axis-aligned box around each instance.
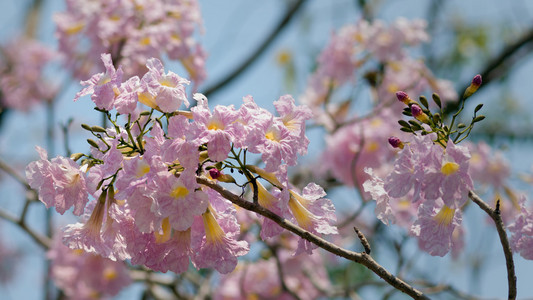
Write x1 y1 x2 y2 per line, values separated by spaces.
468 190 517 300
197 176 429 300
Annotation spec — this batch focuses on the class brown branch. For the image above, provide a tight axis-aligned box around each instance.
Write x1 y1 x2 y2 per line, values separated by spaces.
197 176 429 300
0 158 32 190
202 0 308 98
0 208 51 249
353 226 371 254
444 28 533 115
468 190 517 300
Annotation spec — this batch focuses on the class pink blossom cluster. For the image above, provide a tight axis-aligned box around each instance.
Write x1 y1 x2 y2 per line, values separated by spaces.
320 109 405 189
300 18 456 129
47 232 131 299
213 234 331 300
363 133 473 257
54 0 206 86
26 55 337 275
0 37 58 111
508 196 533 260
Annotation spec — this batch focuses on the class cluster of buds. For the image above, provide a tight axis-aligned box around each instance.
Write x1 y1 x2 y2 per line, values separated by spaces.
393 74 484 148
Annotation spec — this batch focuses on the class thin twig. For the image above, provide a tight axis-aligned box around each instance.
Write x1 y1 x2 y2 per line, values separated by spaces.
0 157 32 190
353 226 371 254
468 190 517 300
267 244 302 300
202 0 308 98
444 28 533 116
197 176 429 300
0 208 51 249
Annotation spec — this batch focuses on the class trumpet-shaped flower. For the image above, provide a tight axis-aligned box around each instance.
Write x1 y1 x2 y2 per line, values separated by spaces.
26 146 88 215
48 232 131 300
192 195 249 274
273 94 313 156
139 57 190 112
422 139 473 208
410 199 462 257
74 53 123 111
287 183 337 254
191 94 240 162
149 169 208 231
508 196 533 260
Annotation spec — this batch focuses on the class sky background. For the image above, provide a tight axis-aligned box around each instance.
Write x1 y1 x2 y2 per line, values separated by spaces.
2 0 533 299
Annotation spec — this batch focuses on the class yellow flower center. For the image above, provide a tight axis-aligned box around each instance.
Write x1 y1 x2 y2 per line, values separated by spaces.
365 141 379 152
72 249 84 256
203 208 225 244
170 185 189 199
155 217 171 244
135 159 150 178
138 91 157 109
103 268 117 281
441 162 460 176
265 129 280 142
66 22 84 35
207 119 225 131
256 182 278 209
140 36 151 46
434 205 455 226
288 195 314 230
159 78 175 87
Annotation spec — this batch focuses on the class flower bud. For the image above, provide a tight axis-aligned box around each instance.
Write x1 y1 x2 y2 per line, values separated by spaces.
410 104 430 124
396 91 414 105
209 168 221 180
388 137 404 149
463 74 482 98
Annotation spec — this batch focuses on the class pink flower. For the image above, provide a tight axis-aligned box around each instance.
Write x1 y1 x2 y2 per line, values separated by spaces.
322 110 402 188
26 146 88 215
364 168 420 228
287 183 337 254
422 139 473 208
410 199 462 257
508 196 533 260
138 57 190 112
74 53 123 111
214 235 330 300
54 0 206 81
468 142 510 189
383 133 439 203
191 94 239 162
149 170 208 231
0 37 58 111
274 94 313 156
161 114 203 169
363 168 394 225
254 180 285 240
247 116 298 172
191 196 249 274
48 232 131 299
114 76 141 115
63 196 115 259
125 218 193 274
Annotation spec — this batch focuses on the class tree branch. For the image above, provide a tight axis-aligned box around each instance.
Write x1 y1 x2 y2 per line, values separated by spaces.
0 208 51 249
197 176 429 300
201 0 308 98
444 28 533 115
468 190 517 300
